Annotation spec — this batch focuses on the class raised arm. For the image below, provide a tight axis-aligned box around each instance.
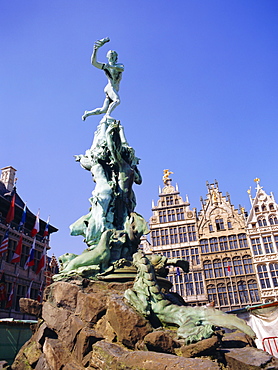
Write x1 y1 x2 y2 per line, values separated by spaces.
91 37 110 69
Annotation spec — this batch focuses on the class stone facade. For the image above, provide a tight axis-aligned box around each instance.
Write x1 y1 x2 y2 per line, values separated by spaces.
246 179 278 303
198 181 260 311
144 173 266 310
148 177 206 306
0 166 58 320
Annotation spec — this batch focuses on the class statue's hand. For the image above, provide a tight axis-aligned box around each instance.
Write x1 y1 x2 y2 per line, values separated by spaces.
94 37 110 50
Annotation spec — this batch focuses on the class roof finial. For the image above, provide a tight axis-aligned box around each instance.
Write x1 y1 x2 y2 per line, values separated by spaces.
163 169 173 186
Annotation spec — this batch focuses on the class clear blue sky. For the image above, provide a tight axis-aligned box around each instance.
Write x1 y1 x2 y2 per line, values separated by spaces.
1 1 278 257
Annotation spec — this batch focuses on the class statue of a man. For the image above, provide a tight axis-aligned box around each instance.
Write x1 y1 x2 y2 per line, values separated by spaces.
82 38 124 120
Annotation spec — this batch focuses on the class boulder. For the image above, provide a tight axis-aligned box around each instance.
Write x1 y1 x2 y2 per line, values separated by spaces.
19 298 42 317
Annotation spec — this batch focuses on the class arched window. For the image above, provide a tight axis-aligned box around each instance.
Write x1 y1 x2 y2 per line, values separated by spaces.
258 218 267 227
255 206 259 213
233 256 244 275
243 255 254 274
217 283 228 306
269 204 274 211
200 239 209 253
269 263 278 287
227 282 239 305
203 261 213 279
269 216 278 225
207 284 217 306
223 258 232 276
248 280 260 302
209 238 219 252
238 281 249 304
257 265 271 289
262 204 266 212
213 259 223 277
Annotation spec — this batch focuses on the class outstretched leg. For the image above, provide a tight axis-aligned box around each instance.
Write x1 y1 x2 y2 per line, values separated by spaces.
82 97 110 121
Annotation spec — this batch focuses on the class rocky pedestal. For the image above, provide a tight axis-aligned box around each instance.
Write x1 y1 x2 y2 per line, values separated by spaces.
11 280 278 370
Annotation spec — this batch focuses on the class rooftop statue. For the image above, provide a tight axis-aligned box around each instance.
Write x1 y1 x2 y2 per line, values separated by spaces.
82 37 124 121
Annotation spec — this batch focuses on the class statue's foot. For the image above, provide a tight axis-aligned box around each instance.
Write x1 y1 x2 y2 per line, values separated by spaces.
82 111 88 121
74 155 81 162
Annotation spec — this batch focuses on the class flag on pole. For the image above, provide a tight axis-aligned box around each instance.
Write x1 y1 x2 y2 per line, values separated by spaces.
0 272 7 302
227 265 232 276
0 228 9 255
18 203 27 231
43 216 49 241
37 281 44 302
25 280 33 299
36 246 46 274
11 234 23 264
31 210 40 237
5 193 15 224
5 283 15 309
24 238 36 269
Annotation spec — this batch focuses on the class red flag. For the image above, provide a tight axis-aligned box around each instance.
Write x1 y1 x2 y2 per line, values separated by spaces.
5 193 15 224
5 283 15 309
36 246 46 274
43 216 49 239
11 234 23 263
227 265 232 276
31 210 40 237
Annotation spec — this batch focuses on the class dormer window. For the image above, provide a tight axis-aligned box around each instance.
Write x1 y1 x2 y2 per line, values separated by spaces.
255 207 259 213
215 218 225 231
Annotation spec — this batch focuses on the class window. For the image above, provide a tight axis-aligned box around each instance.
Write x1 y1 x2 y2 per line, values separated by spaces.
209 224 213 232
159 211 167 223
166 196 173 206
178 227 187 243
258 218 267 227
227 220 232 229
215 218 225 231
270 263 278 287
213 259 223 277
176 208 184 221
233 257 244 275
248 280 260 302
204 261 213 279
191 248 200 265
255 206 259 213
223 258 232 276
209 238 219 252
238 234 248 248
228 283 239 305
187 225 196 241
238 281 249 304
262 204 266 212
269 204 274 210
217 284 228 306
207 285 217 306
185 273 194 296
243 255 254 274
257 265 271 289
269 216 278 225
15 284 26 311
263 236 274 254
228 235 238 250
219 236 228 251
167 209 176 222
194 272 204 295
200 239 209 253
251 238 263 255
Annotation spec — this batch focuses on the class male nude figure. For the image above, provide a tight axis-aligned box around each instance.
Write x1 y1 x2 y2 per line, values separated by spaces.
82 38 124 120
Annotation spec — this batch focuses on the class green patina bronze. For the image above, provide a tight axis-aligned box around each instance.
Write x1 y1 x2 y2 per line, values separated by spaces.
54 39 148 281
125 251 256 344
